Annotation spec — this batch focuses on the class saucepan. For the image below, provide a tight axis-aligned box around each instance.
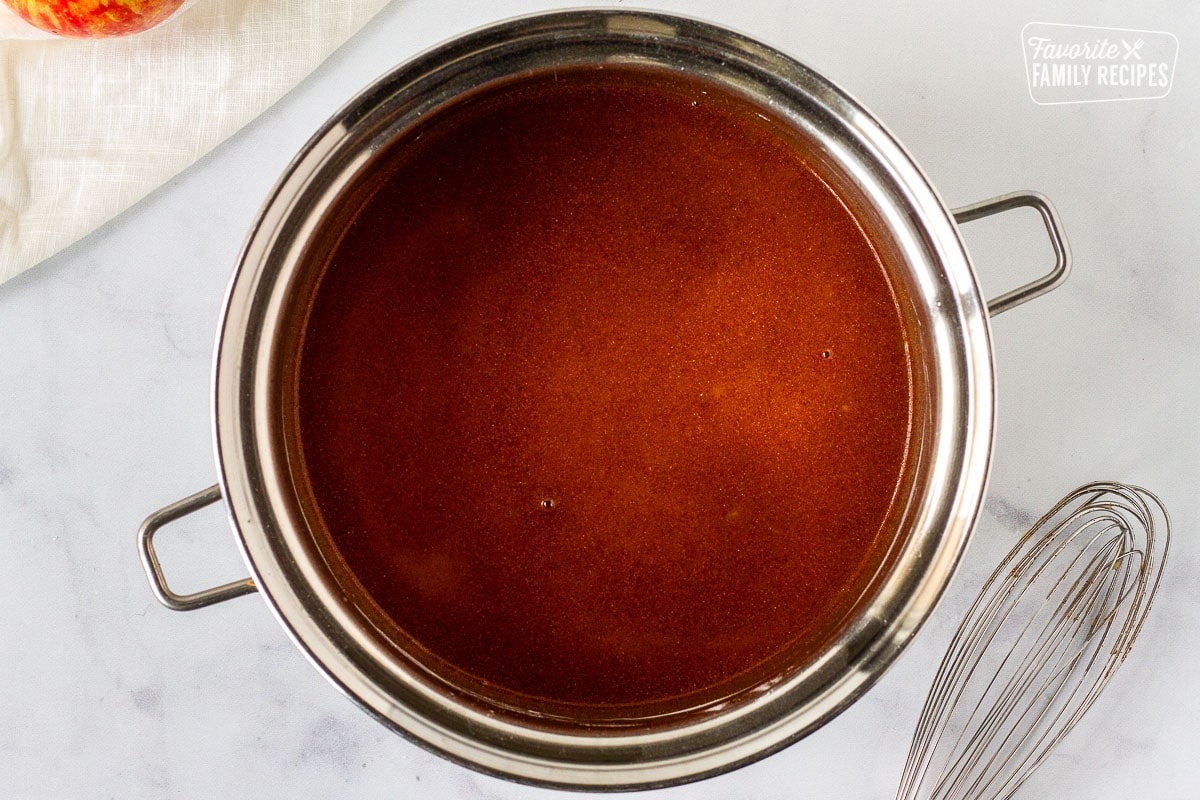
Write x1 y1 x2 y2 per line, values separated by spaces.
137 10 1070 790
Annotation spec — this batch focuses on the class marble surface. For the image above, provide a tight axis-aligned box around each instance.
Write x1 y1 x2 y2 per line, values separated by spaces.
2 0 1197 797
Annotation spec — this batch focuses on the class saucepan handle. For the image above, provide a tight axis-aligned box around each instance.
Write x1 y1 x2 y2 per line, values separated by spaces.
137 484 258 611
951 190 1072 317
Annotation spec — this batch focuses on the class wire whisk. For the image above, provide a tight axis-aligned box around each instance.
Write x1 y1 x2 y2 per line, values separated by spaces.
898 482 1170 800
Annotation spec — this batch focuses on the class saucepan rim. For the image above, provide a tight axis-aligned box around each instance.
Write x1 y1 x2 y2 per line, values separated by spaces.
205 8 996 790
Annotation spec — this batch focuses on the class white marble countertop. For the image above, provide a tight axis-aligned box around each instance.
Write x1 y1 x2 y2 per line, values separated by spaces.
2 1 1197 797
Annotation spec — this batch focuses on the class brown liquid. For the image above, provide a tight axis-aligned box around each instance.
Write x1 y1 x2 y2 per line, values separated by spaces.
293 67 913 709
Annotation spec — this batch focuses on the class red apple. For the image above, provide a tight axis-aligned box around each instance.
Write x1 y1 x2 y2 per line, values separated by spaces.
3 0 186 37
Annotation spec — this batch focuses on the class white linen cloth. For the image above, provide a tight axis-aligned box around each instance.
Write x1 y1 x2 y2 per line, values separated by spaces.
0 0 389 282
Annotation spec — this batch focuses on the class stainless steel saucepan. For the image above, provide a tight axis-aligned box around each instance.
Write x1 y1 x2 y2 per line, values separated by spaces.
137 10 1070 790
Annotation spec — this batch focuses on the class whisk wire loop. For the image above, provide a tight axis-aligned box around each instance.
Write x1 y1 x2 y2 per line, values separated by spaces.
898 482 1169 800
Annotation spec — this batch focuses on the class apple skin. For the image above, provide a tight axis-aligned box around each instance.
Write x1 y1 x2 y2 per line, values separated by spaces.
3 0 186 37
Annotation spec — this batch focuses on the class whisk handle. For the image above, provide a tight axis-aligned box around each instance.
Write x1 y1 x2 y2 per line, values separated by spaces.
953 191 1072 317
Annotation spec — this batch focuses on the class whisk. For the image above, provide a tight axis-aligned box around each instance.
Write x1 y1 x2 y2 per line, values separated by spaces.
897 481 1170 800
